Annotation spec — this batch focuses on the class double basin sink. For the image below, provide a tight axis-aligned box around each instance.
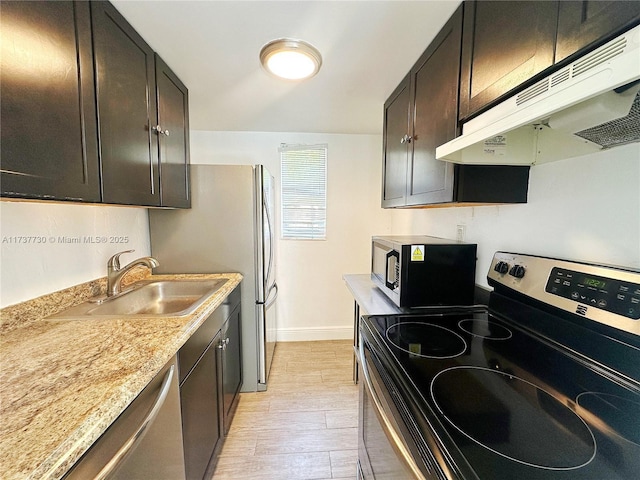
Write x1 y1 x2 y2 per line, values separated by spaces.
49 279 228 319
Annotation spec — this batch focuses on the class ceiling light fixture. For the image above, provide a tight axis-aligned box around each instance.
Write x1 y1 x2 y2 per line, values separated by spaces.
260 38 322 80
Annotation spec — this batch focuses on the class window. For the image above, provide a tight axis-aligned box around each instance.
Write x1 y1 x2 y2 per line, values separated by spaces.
280 144 327 240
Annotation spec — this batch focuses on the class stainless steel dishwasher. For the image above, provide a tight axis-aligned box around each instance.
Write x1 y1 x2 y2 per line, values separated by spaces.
64 355 186 480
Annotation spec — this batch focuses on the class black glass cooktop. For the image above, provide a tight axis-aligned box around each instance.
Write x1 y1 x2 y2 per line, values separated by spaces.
363 310 640 479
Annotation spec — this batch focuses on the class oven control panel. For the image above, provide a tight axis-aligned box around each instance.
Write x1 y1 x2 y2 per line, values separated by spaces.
488 252 640 335
545 267 640 320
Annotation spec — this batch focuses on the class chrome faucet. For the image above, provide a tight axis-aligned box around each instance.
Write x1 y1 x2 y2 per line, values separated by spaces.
107 250 160 297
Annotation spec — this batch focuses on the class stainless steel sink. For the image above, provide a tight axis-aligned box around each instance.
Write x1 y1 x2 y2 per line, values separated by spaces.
48 279 228 319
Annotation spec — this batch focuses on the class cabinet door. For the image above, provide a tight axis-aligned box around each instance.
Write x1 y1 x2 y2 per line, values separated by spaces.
156 54 191 208
555 1 640 63
221 305 242 435
180 332 222 480
381 76 411 208
1 1 100 202
459 0 559 120
406 5 461 206
91 1 160 206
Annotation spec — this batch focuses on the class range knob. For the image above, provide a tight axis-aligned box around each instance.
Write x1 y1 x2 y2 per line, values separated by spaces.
494 261 510 274
509 265 526 279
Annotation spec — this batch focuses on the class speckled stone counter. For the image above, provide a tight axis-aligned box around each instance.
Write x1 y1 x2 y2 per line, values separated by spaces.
0 273 242 480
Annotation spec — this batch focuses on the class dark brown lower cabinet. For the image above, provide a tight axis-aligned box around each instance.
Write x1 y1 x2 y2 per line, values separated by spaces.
180 330 223 480
221 305 242 435
178 286 242 480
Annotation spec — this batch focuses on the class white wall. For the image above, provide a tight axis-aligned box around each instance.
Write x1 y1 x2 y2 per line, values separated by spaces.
388 143 640 286
0 202 150 308
190 130 389 340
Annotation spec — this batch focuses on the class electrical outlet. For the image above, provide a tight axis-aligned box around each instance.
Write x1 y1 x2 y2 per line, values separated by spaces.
456 224 466 242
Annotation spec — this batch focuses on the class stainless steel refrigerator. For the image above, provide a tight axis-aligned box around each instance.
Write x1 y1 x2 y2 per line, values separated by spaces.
148 164 277 392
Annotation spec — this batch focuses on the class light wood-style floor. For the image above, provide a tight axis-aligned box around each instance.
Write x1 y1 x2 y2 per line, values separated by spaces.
212 340 358 479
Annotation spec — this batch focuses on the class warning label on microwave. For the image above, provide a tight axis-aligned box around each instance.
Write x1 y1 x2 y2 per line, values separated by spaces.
411 245 425 262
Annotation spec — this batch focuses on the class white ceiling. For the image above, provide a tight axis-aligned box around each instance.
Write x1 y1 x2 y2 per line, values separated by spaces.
111 0 461 135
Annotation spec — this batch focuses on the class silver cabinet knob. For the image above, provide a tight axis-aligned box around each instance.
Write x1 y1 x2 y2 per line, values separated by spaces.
152 125 170 136
400 135 412 144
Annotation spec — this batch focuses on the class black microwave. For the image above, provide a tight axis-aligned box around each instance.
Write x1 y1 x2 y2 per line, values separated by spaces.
371 235 477 308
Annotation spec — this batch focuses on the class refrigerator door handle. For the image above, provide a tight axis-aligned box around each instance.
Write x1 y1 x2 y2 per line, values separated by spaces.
265 283 278 309
263 191 275 289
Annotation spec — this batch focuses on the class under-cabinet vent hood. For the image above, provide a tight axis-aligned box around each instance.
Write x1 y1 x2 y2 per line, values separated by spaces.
436 24 640 166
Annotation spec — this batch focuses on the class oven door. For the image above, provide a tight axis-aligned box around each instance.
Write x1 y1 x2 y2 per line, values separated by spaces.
358 335 438 480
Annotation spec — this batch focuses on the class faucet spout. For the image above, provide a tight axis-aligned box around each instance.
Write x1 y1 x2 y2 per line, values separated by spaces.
107 250 160 297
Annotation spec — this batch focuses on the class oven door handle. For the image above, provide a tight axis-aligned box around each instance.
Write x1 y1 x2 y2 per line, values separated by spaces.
359 341 428 480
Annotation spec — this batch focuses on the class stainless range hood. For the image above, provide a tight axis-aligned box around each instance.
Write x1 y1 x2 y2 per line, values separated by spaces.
436 24 640 166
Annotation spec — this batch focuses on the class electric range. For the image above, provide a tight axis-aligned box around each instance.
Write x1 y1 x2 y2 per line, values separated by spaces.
359 252 640 480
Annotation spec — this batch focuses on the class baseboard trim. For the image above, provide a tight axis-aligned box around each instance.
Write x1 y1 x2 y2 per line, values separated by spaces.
277 326 352 342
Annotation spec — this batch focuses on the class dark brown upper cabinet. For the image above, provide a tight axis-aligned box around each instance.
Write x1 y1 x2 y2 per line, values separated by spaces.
91 1 160 207
382 75 412 207
2 1 190 207
156 55 191 208
381 3 530 208
1 1 101 202
407 9 462 206
382 6 462 208
459 1 559 121
555 1 640 63
459 1 640 121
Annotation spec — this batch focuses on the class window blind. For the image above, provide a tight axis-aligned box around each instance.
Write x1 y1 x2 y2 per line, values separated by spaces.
280 144 327 240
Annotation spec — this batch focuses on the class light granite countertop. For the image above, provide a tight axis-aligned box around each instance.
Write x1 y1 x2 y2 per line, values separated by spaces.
0 272 242 480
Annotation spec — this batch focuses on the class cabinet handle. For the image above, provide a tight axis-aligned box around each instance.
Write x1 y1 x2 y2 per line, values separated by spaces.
218 338 230 350
152 125 170 136
400 135 412 144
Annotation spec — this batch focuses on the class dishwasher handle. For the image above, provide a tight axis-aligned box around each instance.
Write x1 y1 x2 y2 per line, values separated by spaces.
358 341 428 480
94 364 175 480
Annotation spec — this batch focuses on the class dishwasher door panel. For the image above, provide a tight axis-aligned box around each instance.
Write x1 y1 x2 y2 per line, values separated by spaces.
64 356 185 480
